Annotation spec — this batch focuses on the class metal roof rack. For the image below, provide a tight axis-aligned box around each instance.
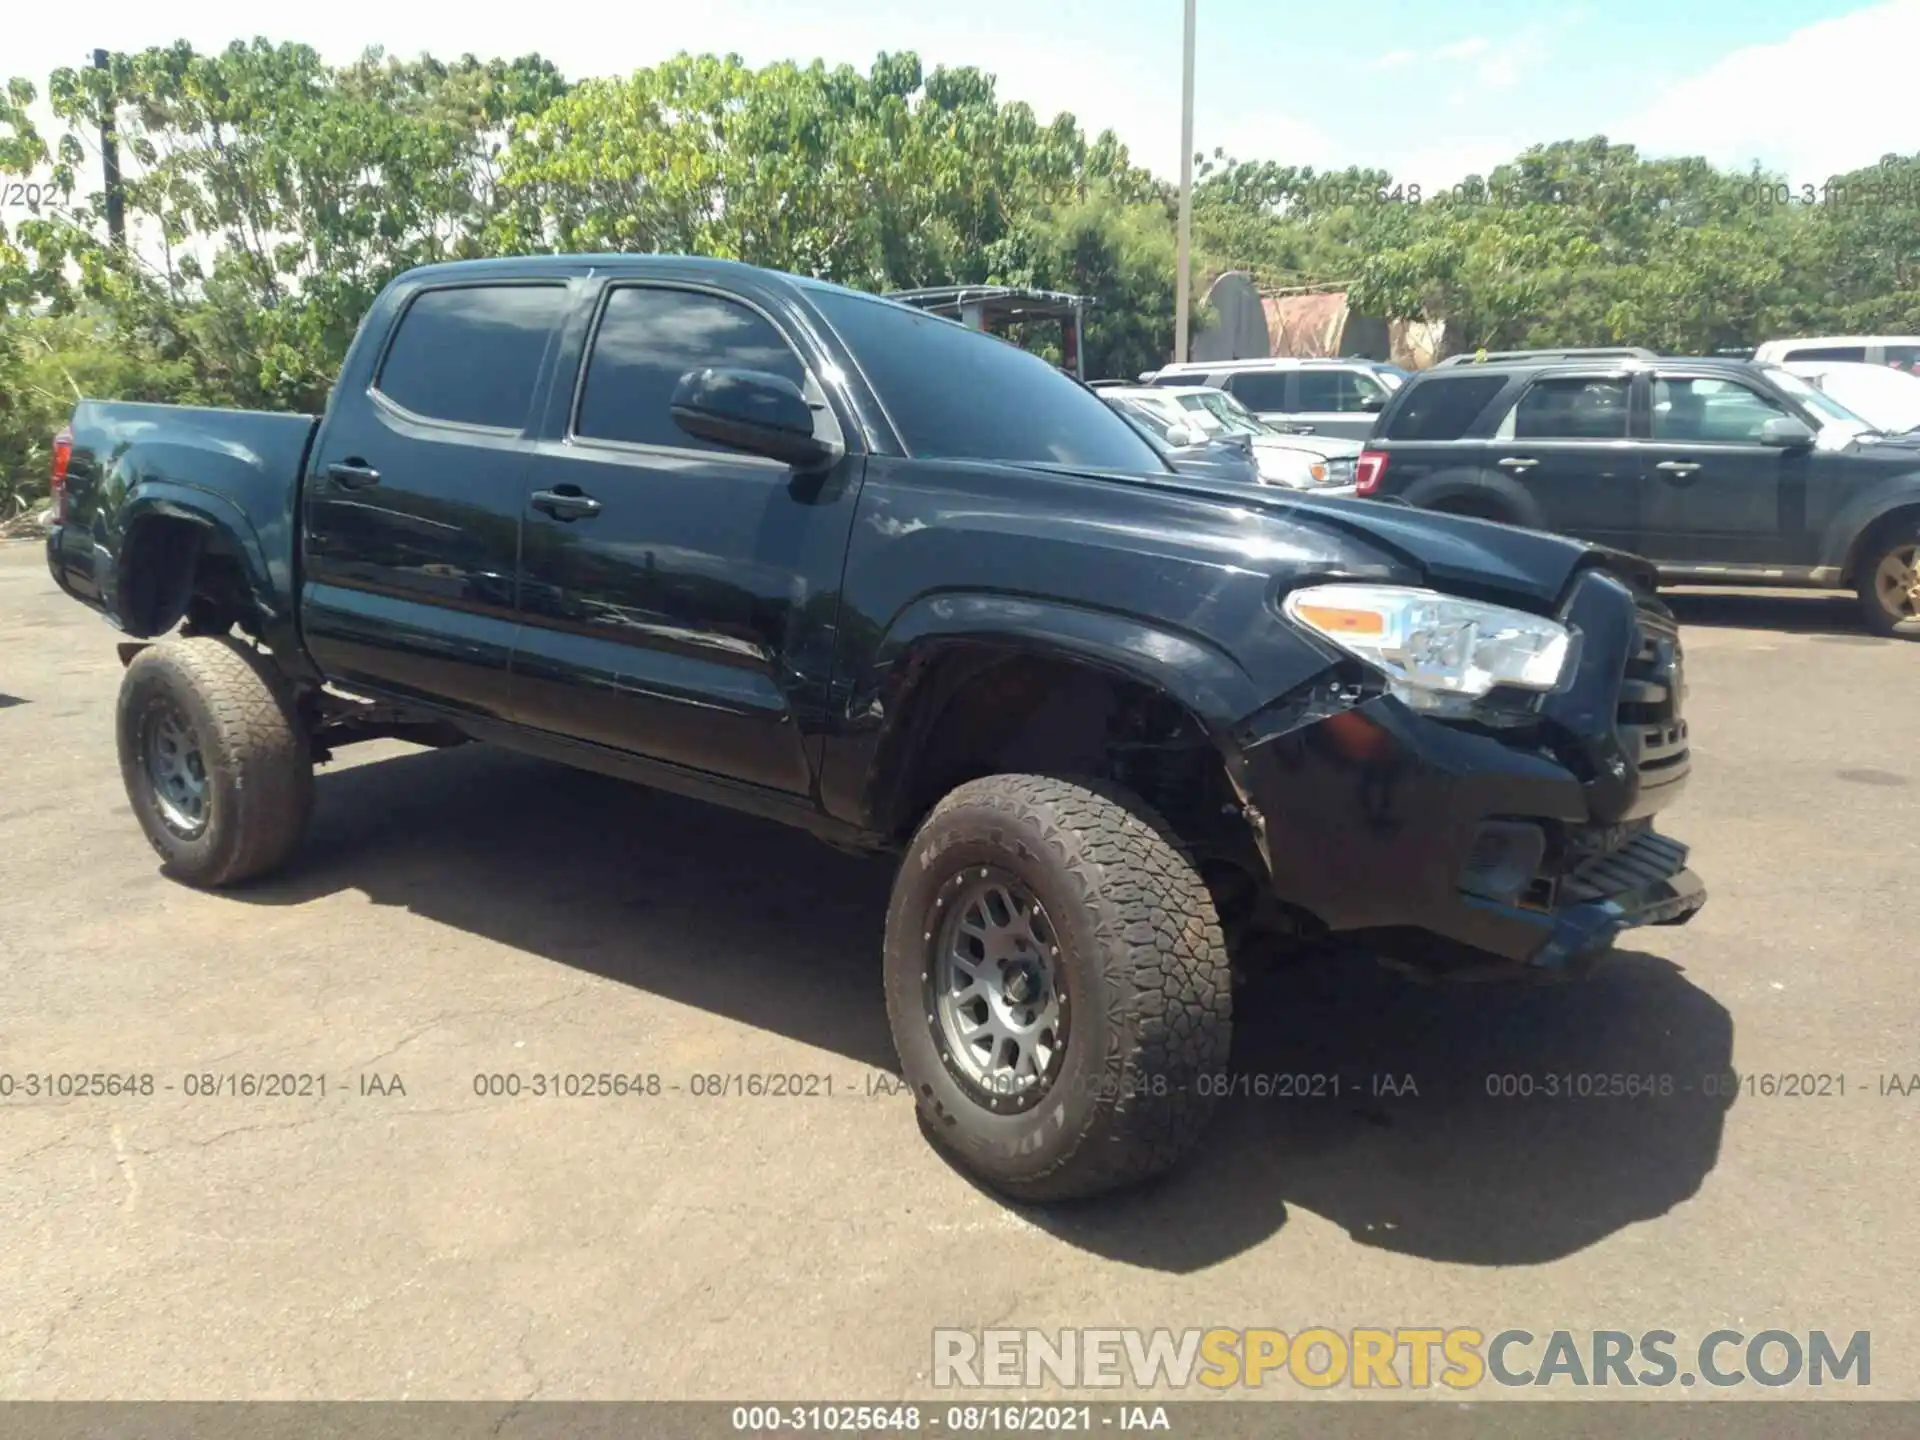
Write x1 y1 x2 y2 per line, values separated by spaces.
884 285 1094 379
1433 346 1658 368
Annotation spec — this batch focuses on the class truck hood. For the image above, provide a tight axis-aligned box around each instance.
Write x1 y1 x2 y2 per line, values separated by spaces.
1051 463 1656 610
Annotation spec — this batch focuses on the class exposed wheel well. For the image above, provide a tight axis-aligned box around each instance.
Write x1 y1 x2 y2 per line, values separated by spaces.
879 644 1297 952
1843 505 1920 587
118 518 256 639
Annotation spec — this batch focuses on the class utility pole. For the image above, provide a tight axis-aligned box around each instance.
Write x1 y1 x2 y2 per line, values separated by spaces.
1173 0 1196 364
93 48 126 251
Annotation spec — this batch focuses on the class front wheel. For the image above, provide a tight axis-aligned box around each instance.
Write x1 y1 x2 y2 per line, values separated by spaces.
1857 531 1920 639
883 774 1232 1202
116 636 315 886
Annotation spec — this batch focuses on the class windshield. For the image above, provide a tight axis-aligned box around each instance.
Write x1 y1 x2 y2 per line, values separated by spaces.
1180 390 1269 436
805 287 1167 471
1764 364 1880 435
1110 398 1178 443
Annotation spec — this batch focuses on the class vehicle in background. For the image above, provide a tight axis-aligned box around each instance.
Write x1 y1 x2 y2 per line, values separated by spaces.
1783 359 1920 434
1100 384 1360 489
45 254 1708 1203
1101 392 1263 484
885 284 1093 380
1136 357 1399 439
1752 336 1920 372
1357 354 1920 637
1434 347 1658 369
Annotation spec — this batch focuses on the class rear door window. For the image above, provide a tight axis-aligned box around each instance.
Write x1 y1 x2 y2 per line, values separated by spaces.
1381 374 1510 440
1784 345 1869 363
1495 376 1631 439
375 284 568 430
1222 371 1292 412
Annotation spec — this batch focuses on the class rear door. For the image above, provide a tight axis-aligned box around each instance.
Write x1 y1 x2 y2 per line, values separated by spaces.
1219 370 1299 430
302 278 572 717
1635 370 1806 566
1478 372 1640 548
509 279 862 795
1289 366 1391 440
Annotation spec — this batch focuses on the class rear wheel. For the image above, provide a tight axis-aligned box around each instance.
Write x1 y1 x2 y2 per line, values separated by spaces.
117 636 315 886
883 773 1232 1202
1857 532 1920 639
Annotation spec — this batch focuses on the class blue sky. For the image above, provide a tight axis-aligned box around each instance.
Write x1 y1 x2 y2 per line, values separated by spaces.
11 0 1919 189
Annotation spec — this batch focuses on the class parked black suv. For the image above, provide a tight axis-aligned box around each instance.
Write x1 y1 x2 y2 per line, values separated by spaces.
1357 355 1920 636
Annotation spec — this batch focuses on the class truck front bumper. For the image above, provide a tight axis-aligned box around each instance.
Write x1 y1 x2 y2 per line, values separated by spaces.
1235 693 1706 979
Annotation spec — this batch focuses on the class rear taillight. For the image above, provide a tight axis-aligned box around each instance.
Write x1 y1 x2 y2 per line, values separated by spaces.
50 427 73 523
1354 449 1388 496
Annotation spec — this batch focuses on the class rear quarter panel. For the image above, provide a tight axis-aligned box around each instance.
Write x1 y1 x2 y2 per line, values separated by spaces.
55 401 319 654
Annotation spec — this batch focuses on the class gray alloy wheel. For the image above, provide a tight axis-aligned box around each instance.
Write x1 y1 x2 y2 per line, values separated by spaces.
141 700 211 837
929 869 1069 1113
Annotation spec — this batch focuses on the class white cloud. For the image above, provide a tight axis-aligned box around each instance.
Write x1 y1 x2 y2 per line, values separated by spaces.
1474 34 1543 91
1434 37 1492 61
1371 49 1418 71
1614 0 1920 180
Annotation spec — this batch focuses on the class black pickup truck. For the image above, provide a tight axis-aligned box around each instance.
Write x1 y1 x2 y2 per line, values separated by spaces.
1355 354 1920 637
45 255 1706 1200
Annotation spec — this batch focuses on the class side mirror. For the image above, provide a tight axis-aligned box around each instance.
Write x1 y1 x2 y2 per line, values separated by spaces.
1358 393 1387 413
1760 416 1816 449
669 367 841 469
1163 424 1198 448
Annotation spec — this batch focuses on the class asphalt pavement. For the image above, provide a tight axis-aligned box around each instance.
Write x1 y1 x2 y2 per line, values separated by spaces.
2 539 1916 1401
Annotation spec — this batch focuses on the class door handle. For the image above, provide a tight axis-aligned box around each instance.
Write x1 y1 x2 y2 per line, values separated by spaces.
1655 460 1702 475
531 488 603 521
1496 456 1539 469
326 460 381 490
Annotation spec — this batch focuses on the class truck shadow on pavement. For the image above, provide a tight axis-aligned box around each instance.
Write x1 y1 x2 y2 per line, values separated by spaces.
234 741 1735 1272
1664 588 1888 641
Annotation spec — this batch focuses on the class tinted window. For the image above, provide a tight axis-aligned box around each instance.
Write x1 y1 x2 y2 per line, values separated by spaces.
1223 371 1291 412
1883 344 1920 373
576 287 808 448
1296 369 1384 411
377 285 567 429
1653 376 1791 443
1508 376 1630 439
807 288 1164 471
1786 345 1868 363
1382 374 1509 440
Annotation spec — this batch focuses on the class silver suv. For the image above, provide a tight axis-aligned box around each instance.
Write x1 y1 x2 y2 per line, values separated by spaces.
1140 357 1408 440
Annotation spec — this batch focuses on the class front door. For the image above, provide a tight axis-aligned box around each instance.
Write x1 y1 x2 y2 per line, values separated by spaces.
1636 372 1803 567
510 281 863 795
302 279 572 718
1289 367 1390 440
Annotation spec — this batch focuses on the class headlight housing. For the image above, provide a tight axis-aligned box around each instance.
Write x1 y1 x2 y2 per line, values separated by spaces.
1311 455 1357 488
1282 583 1576 714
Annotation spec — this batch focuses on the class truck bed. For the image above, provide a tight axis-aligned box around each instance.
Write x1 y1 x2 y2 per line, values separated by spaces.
47 400 320 624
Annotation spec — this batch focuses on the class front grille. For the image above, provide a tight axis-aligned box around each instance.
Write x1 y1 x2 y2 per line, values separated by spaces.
1617 609 1690 797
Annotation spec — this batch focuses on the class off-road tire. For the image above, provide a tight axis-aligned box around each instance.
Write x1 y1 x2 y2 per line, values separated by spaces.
116 635 315 886
1855 527 1920 639
883 773 1232 1202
